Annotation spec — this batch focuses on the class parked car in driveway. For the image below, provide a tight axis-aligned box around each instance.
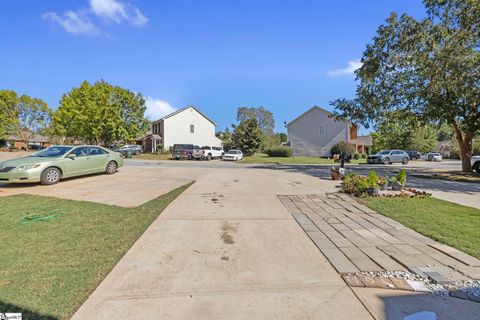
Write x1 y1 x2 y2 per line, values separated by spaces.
426 152 442 161
367 150 409 165
201 146 224 160
222 149 243 161
121 144 142 155
173 144 194 160
405 150 422 161
0 145 124 185
471 156 480 174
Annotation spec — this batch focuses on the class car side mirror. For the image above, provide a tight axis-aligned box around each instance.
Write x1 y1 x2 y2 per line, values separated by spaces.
67 154 76 159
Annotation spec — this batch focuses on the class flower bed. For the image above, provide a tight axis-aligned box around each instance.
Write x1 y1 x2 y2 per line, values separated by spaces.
342 169 431 198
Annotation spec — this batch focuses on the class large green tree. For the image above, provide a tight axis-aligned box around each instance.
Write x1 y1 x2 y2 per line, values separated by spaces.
371 111 437 153
0 90 19 140
232 118 263 155
54 81 148 145
331 0 480 172
237 106 275 134
13 95 52 150
0 90 52 150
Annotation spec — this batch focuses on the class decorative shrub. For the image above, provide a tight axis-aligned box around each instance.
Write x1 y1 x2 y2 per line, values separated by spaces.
342 173 369 195
330 141 354 159
396 169 407 186
366 171 379 188
361 153 367 159
354 153 360 160
266 146 293 157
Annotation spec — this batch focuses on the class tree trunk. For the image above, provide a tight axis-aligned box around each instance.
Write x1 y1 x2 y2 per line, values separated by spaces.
452 123 473 172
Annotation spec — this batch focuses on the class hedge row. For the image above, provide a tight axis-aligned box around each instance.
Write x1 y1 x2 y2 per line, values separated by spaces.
266 146 293 157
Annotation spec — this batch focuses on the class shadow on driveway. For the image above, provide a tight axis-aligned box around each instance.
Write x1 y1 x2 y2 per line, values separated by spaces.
249 164 480 195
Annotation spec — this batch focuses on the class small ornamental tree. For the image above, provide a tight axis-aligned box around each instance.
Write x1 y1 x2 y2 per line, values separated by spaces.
232 118 262 156
330 141 354 159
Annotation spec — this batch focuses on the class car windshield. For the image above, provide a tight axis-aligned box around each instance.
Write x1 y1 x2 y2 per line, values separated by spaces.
227 150 238 154
377 150 391 155
31 146 72 158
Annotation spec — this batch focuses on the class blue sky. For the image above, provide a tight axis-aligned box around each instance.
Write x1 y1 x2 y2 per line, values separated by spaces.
1 0 425 133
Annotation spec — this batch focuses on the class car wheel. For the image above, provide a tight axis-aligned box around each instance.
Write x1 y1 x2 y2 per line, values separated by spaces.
106 161 117 174
474 163 480 174
41 167 61 185
207 153 212 160
402 157 409 165
383 158 390 165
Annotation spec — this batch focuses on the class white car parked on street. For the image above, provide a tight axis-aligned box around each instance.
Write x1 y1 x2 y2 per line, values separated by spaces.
426 152 442 161
222 149 243 161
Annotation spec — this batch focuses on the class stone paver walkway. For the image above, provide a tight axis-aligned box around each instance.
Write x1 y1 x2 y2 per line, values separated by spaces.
278 193 480 284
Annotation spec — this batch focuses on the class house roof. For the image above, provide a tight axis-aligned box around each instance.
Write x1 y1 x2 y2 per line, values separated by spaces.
153 106 216 126
351 135 373 146
286 106 346 127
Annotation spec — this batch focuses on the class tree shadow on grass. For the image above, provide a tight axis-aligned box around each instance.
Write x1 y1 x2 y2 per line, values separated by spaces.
0 301 58 320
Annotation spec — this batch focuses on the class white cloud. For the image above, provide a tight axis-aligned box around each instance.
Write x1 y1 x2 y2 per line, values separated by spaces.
42 11 100 35
89 0 148 26
327 60 363 76
144 97 177 120
42 0 148 36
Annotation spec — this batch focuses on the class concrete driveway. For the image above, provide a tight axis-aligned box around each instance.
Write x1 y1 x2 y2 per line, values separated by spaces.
0 165 207 207
72 167 372 320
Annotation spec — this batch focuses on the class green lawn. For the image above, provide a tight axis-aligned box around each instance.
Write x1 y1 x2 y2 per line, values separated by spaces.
0 183 192 320
360 196 480 259
132 153 172 160
241 154 367 165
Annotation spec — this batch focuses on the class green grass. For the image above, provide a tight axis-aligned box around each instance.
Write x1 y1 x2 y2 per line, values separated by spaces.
0 182 192 320
360 196 480 259
132 153 172 160
241 153 367 165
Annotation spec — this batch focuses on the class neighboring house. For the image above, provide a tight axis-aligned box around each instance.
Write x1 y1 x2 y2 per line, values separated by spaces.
139 106 222 153
286 106 372 157
3 134 50 150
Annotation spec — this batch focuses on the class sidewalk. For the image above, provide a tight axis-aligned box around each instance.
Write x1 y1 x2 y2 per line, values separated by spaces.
71 168 372 319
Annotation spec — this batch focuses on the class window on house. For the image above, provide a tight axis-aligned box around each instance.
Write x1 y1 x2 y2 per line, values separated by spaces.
319 126 326 137
190 124 195 133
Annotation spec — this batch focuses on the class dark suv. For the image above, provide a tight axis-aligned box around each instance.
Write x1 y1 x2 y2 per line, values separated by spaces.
406 150 422 161
173 144 194 160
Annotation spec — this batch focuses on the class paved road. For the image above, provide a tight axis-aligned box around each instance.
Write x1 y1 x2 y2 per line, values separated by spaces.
125 159 480 209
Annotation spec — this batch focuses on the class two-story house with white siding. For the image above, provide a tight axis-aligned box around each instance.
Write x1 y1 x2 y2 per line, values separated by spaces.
139 106 222 153
286 106 372 157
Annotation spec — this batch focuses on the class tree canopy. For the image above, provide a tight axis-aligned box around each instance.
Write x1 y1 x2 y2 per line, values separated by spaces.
236 106 275 134
0 90 52 150
331 0 480 171
0 90 18 140
232 118 263 155
53 80 148 145
371 111 437 153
